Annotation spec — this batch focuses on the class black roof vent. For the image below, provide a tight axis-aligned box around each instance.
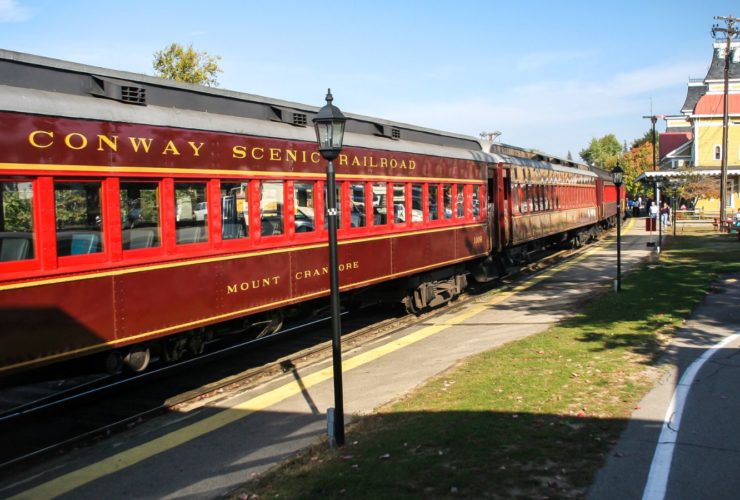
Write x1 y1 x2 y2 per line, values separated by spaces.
89 76 146 105
292 112 307 126
374 123 401 140
120 85 146 104
270 106 308 127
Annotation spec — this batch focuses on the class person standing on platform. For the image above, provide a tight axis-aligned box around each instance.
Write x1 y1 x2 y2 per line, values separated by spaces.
650 200 658 222
661 202 670 227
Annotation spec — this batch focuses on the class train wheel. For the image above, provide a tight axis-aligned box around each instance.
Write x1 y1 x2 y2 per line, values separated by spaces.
162 335 188 362
123 345 151 373
104 350 124 375
187 328 207 356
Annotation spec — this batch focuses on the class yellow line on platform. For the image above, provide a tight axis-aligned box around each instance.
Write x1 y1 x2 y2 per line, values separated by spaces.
12 221 631 499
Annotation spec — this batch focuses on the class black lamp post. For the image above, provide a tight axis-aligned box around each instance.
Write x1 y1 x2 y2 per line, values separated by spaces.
611 163 624 292
655 180 662 255
313 89 347 448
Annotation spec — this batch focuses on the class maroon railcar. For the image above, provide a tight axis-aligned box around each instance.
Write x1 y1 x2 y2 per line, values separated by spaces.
0 50 491 375
0 50 620 377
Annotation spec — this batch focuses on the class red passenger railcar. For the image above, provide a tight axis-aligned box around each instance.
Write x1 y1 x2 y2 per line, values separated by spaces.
0 50 490 375
0 50 620 378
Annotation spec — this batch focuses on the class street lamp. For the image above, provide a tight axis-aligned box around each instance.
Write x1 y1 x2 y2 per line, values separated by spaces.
655 180 662 255
313 89 347 448
611 163 624 292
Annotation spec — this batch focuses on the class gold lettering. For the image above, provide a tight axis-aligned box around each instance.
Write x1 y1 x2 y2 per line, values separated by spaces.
338 154 348 166
64 132 87 150
380 158 388 168
162 140 180 155
310 152 321 164
262 278 271 286
352 156 361 167
188 141 205 156
252 147 264 160
390 159 398 168
240 282 250 291
129 137 153 153
233 145 247 159
97 135 118 152
269 148 281 161
28 130 53 148
227 284 238 294
286 149 298 163
409 160 416 170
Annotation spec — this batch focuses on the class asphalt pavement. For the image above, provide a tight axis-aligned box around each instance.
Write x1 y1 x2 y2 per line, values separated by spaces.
588 273 740 500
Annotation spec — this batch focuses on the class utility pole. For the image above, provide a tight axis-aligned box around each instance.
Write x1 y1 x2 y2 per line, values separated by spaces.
643 114 662 202
712 15 738 223
642 115 659 171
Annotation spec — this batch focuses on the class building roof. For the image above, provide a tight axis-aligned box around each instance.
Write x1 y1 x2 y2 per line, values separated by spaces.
659 132 692 159
681 81 708 113
693 93 740 115
704 41 740 81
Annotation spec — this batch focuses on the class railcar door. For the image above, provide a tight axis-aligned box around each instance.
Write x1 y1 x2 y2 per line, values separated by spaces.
596 178 604 221
487 163 509 252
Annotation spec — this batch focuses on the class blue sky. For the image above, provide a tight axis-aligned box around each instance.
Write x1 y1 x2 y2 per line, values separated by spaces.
0 0 736 160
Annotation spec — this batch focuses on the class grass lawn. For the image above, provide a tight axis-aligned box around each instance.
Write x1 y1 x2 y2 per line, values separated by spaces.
232 229 740 499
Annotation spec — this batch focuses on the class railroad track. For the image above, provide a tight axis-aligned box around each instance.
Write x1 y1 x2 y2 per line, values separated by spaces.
0 235 604 477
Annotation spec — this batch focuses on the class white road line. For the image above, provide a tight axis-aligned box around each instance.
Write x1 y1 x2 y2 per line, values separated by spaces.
642 332 740 500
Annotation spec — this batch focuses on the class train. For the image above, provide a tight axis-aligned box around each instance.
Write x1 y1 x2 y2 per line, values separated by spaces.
0 50 620 377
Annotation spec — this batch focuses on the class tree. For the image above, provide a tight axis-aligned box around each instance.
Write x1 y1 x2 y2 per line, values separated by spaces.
579 134 622 169
153 43 222 87
631 129 659 151
621 142 654 197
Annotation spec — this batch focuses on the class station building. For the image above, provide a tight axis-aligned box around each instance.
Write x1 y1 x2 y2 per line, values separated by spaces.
659 38 740 212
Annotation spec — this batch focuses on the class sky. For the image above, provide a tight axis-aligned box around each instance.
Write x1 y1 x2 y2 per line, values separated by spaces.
0 0 737 160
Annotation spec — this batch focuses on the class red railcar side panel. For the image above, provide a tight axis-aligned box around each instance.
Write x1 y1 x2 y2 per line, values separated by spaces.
1 279 115 367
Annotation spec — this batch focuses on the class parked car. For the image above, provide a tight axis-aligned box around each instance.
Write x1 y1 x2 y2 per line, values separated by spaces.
193 202 208 221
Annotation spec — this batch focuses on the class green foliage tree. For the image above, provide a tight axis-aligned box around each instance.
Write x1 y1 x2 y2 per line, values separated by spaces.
579 134 622 169
2 184 33 232
621 142 654 197
631 129 659 151
153 43 222 87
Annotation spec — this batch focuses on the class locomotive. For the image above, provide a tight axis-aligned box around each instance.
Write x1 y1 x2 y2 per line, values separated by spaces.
0 50 619 377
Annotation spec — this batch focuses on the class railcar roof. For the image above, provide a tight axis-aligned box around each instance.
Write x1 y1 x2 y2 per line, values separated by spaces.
485 151 598 178
0 49 484 160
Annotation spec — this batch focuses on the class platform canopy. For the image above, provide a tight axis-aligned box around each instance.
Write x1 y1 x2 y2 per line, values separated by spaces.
636 169 740 184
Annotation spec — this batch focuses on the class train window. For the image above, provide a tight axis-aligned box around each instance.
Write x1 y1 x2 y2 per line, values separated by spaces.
261 181 284 236
411 184 423 224
120 182 161 250
472 185 481 219
175 182 208 244
393 183 406 224
294 182 315 233
221 182 249 240
0 181 35 262
427 184 439 221
456 186 464 218
55 181 104 256
350 183 366 227
372 182 386 225
443 184 452 220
